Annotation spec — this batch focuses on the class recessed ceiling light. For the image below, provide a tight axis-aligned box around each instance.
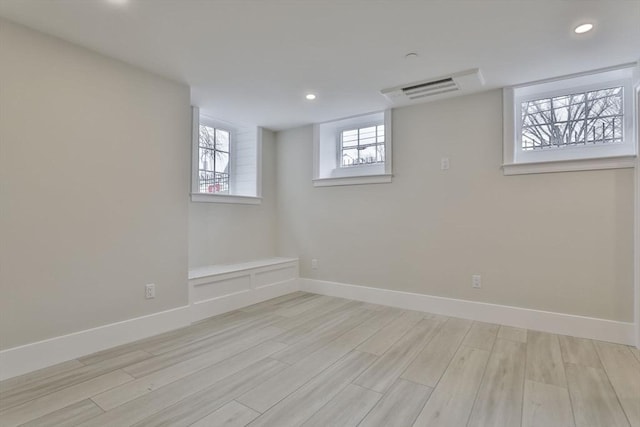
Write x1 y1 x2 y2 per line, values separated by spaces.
107 0 129 5
405 52 418 60
574 23 594 34
305 93 317 100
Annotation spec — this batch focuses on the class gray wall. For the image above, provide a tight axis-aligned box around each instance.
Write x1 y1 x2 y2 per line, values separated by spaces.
276 90 634 322
188 129 278 269
0 20 191 349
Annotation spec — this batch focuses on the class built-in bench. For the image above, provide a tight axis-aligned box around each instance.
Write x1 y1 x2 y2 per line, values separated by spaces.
188 257 299 322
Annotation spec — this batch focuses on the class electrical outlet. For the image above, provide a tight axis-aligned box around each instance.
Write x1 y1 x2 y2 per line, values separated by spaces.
145 283 156 299
311 259 318 270
472 275 481 289
441 157 450 170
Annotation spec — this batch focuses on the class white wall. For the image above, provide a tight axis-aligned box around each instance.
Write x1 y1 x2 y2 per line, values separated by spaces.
188 129 278 268
0 20 191 350
276 90 634 322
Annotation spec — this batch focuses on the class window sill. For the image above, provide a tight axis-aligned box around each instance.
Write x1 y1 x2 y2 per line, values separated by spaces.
313 173 393 187
502 155 636 176
190 193 262 204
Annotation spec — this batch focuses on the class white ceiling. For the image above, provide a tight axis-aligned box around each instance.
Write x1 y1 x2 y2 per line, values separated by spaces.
1 0 638 130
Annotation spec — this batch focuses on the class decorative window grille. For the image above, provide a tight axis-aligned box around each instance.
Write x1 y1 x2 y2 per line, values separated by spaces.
521 86 624 151
340 125 385 167
198 125 230 193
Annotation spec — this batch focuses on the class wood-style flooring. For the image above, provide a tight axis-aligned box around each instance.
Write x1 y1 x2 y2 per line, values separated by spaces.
1 292 639 426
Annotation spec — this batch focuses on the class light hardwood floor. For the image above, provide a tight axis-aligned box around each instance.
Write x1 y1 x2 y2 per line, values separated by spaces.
1 292 639 427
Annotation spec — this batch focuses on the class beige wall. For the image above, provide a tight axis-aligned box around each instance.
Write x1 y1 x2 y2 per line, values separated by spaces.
276 90 634 322
0 20 191 349
188 129 278 268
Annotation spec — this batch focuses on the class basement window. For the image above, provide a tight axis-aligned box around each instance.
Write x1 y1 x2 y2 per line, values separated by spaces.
197 124 230 194
340 125 385 167
313 110 392 187
503 64 638 175
191 107 262 204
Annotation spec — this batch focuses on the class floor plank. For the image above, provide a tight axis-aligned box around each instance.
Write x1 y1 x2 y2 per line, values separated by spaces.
559 335 602 368
0 350 149 412
271 308 376 364
358 379 432 427
461 321 499 351
522 379 575 427
77 358 286 427
273 294 333 317
526 330 567 387
400 317 471 387
467 338 526 427
566 364 630 427
272 297 354 330
498 325 528 343
130 359 288 427
271 301 363 344
122 325 283 378
91 340 286 411
594 341 640 427
0 370 132 427
300 383 381 427
354 317 442 393
143 313 284 356
237 308 396 413
0 360 84 393
79 311 254 364
247 351 377 427
19 399 104 427
413 345 490 427
356 311 424 356
240 292 318 314
189 401 260 427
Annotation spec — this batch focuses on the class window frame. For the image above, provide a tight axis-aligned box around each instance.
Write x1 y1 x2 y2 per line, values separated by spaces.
337 122 386 168
190 107 262 204
313 109 392 187
197 123 231 195
503 64 638 175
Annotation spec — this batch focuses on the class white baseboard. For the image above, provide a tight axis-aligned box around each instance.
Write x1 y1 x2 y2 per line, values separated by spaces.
300 278 635 346
3 270 631 382
0 305 191 381
0 259 301 382
190 278 300 322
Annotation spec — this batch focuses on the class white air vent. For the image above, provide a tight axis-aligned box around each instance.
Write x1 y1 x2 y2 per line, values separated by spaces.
381 69 485 106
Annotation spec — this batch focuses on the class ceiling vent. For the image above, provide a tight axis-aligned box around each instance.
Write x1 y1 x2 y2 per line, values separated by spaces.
381 69 485 106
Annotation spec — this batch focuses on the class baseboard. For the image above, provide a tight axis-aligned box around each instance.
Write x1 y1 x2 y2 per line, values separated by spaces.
0 259 301 381
0 305 191 381
300 278 635 346
190 278 300 322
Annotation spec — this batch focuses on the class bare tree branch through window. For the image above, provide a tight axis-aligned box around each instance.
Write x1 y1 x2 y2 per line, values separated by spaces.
521 87 624 151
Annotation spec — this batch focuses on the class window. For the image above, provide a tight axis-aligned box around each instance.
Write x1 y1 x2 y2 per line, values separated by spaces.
340 125 385 167
313 110 392 186
198 125 230 194
521 87 623 151
191 107 261 203
503 64 638 175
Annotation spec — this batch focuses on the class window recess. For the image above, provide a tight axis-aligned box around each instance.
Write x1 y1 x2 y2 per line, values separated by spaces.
503 64 638 175
191 107 262 203
313 110 392 187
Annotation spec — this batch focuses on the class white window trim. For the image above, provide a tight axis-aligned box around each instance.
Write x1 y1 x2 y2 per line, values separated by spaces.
312 174 393 187
190 193 262 204
503 63 638 175
190 107 262 204
313 110 392 187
